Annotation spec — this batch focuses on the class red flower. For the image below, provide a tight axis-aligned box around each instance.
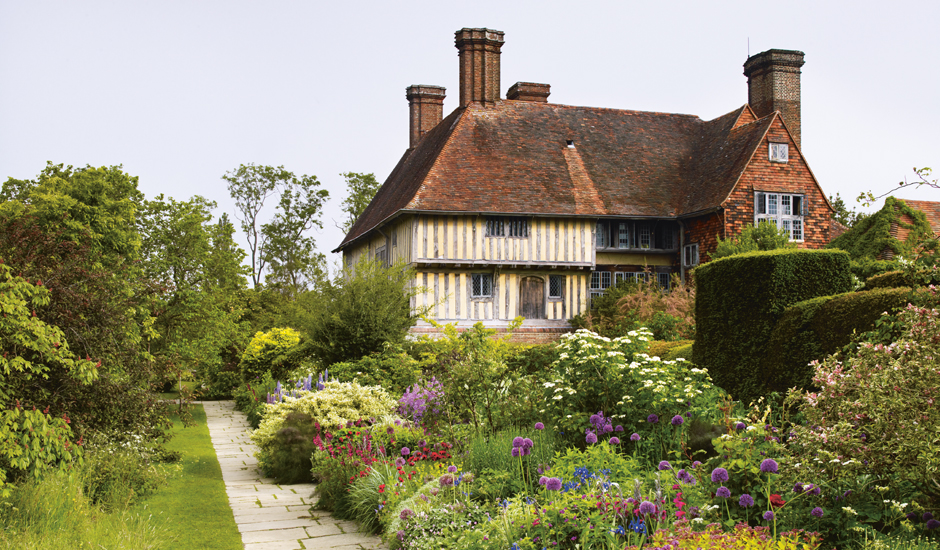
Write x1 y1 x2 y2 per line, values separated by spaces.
769 494 786 508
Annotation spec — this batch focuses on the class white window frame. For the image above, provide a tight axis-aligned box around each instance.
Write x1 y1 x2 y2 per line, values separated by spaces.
769 143 789 163
683 244 699 267
755 192 805 242
471 273 493 298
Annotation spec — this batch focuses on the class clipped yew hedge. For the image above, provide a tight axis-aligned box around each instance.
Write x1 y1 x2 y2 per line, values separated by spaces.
762 287 913 393
693 249 852 403
864 270 910 290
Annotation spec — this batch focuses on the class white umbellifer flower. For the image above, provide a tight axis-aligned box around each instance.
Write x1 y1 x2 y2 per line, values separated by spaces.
543 382 556 388
843 507 858 516
553 395 564 400
692 518 704 524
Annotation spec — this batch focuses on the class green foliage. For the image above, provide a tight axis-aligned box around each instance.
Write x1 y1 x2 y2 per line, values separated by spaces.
300 258 423 366
238 327 301 382
328 345 424 396
787 288 940 509
550 443 644 487
763 287 913 393
829 197 933 260
851 257 901 281
693 249 853 403
571 276 696 341
250 380 397 471
261 411 321 483
503 343 560 376
462 427 556 498
232 373 275 428
648 339 694 360
663 342 694 361
830 192 869 228
865 270 911 290
338 172 382 234
222 163 329 290
710 220 796 260
80 448 168 511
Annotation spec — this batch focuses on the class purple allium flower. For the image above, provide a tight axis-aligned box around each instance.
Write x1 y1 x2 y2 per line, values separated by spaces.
647 414 659 424
907 512 918 521
811 507 824 518
545 478 562 491
760 459 779 474
512 436 524 448
810 486 822 496
763 511 775 521
658 461 672 471
395 457 405 467
535 422 545 430
539 476 548 486
439 474 455 487
387 426 395 435
793 483 804 494
927 519 940 530
671 415 684 426
511 447 520 457
447 465 457 473
418 439 427 447
609 436 621 445
692 461 702 468
639 501 656 515
615 425 624 432
399 508 415 521
710 468 729 483
586 432 598 445
401 447 411 456
735 422 746 430
520 447 531 456
522 438 534 449
603 424 614 433
630 433 641 442
925 513 935 521
739 494 754 508
716 486 731 498
590 414 601 425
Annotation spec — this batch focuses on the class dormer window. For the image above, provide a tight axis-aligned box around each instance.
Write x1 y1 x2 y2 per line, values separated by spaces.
769 143 789 163
486 217 529 238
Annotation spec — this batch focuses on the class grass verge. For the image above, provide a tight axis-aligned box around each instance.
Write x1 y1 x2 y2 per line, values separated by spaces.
135 404 243 550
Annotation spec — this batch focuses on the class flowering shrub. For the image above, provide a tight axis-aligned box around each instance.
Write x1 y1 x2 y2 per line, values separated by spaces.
328 345 425 396
250 380 397 467
543 329 724 460
787 288 940 508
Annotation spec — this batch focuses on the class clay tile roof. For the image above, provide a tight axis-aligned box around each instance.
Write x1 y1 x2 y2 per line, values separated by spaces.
336 101 769 251
898 199 940 235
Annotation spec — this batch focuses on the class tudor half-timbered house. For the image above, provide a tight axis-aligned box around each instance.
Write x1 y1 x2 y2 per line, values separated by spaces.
334 28 833 341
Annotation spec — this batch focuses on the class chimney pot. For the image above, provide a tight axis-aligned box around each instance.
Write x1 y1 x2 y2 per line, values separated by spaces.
743 49 805 148
507 82 550 102
455 28 505 107
406 85 446 148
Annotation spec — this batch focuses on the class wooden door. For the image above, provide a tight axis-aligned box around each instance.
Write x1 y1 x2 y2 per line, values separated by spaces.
520 277 545 319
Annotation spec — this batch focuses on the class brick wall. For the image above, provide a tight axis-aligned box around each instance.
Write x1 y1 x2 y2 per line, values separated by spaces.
722 116 831 249
684 212 724 264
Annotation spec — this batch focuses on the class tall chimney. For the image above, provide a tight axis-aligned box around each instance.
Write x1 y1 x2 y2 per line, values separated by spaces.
743 49 805 148
406 85 446 148
454 28 505 107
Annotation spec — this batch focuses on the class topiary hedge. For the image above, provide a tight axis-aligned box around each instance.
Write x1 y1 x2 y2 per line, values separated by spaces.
761 287 913 393
693 248 852 403
663 343 693 362
864 270 910 290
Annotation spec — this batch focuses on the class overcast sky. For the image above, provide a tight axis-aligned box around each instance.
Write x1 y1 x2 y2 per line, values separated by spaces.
2 1 938 272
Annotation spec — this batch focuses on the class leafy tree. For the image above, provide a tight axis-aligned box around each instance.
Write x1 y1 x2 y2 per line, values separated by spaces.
709 220 795 260
298 258 424 366
829 192 868 228
222 164 329 289
337 172 381 234
137 194 250 389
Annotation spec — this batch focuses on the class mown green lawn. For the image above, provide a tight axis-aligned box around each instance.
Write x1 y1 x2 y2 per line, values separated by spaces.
138 405 243 550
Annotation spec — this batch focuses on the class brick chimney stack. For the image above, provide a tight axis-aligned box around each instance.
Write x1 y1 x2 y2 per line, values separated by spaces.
507 82 551 102
743 49 805 148
455 28 505 107
406 85 446 148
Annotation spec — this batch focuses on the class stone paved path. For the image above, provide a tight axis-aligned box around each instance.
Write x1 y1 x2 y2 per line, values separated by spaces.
203 401 387 550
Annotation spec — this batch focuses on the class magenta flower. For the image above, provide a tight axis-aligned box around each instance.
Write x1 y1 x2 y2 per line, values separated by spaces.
447 465 457 473
586 432 598 445
811 507 824 518
630 433 641 442
545 477 562 491
534 422 545 430
401 447 411 456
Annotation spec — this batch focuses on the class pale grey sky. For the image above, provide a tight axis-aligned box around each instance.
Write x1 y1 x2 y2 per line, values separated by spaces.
2 1 938 270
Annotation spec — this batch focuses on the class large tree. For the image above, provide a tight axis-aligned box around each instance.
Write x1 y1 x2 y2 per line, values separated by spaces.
222 164 329 289
337 172 381 234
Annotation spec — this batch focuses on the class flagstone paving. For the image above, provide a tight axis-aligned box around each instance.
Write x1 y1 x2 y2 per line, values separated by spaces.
203 400 386 550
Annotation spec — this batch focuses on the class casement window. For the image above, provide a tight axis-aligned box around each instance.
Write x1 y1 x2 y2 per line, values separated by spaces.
595 221 677 250
683 244 699 267
590 271 612 291
391 232 397 247
486 217 529 238
657 273 671 289
614 272 648 286
548 275 564 299
755 192 806 241
471 273 493 298
769 143 789 163
375 246 387 267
